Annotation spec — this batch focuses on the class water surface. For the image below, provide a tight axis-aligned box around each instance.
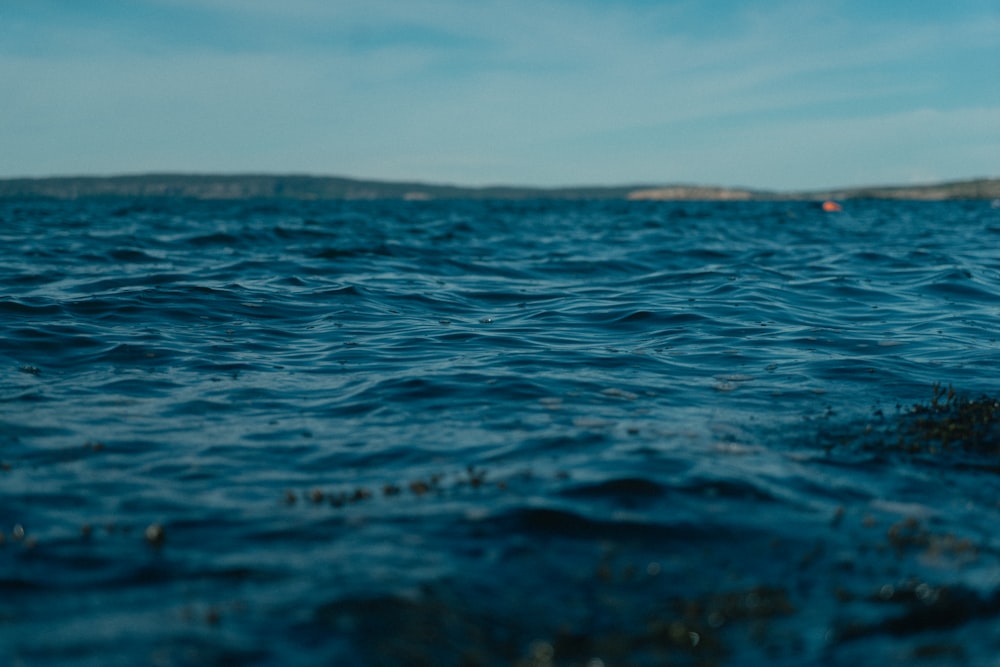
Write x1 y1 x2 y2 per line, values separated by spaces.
2 198 999 665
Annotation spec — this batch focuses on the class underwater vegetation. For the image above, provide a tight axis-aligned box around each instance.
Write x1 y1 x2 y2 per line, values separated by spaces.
895 384 1000 457
827 383 1000 472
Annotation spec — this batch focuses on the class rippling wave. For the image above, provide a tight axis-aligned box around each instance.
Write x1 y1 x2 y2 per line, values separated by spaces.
2 198 999 665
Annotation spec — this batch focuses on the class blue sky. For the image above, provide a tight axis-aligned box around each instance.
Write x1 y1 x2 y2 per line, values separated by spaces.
2 0 997 189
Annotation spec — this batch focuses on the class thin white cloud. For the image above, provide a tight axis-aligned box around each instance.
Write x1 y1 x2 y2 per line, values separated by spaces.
2 0 997 186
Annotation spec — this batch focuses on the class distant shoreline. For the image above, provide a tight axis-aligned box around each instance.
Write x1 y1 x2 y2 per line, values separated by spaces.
1 173 998 201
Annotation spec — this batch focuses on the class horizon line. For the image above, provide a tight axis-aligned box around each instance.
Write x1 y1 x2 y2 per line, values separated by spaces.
2 171 999 195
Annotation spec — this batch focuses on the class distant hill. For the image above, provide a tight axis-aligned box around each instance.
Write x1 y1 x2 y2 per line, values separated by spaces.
0 173 997 201
797 179 1000 201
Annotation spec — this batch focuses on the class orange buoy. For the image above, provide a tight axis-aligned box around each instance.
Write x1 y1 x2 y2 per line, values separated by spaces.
821 200 842 212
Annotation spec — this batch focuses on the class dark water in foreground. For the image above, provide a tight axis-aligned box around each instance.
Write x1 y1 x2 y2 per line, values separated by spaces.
2 198 1000 666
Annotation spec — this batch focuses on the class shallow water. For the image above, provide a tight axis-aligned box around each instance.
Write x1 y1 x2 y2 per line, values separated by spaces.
2 198 1000 665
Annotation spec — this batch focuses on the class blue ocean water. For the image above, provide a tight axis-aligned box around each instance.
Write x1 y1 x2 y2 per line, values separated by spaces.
2 197 999 666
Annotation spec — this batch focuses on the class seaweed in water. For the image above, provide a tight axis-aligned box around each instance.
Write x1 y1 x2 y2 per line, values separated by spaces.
894 383 1000 456
834 384 1000 463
